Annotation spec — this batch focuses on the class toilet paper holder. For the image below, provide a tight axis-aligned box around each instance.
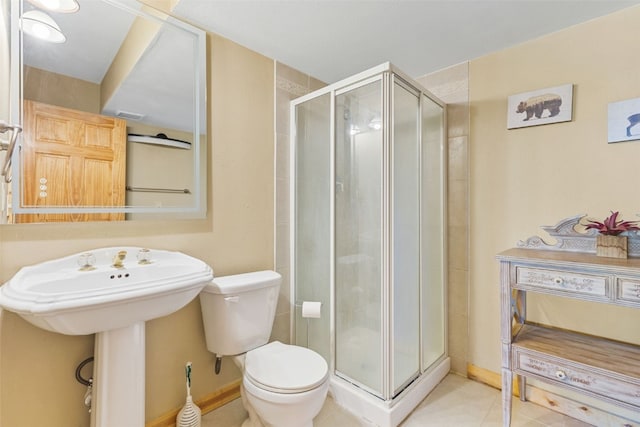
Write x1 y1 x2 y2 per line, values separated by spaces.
295 301 322 348
300 301 322 318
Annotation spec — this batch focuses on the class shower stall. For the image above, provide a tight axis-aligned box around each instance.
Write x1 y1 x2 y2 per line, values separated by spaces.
290 63 448 426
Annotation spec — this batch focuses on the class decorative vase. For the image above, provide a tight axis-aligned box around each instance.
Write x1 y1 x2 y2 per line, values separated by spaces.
596 234 628 259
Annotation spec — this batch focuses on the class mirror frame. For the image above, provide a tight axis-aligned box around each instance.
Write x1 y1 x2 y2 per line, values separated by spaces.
8 0 207 218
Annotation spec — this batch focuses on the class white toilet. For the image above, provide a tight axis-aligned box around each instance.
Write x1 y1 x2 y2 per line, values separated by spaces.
199 270 329 427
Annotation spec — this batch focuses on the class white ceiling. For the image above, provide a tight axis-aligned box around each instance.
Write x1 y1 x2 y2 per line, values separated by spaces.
21 0 640 133
23 0 138 83
172 0 640 84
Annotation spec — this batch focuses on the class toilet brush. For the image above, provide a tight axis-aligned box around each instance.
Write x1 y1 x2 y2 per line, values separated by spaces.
177 362 201 427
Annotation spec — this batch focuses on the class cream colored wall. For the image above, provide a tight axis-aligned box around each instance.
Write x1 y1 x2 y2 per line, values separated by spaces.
0 33 274 426
125 122 195 215
101 12 161 110
24 66 101 113
469 4 640 378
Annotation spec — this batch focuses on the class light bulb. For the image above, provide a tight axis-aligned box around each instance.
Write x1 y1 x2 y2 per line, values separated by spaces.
31 22 51 39
26 0 79 13
21 10 66 43
40 0 61 10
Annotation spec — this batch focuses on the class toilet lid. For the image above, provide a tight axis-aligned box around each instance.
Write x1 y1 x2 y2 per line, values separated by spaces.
245 341 328 394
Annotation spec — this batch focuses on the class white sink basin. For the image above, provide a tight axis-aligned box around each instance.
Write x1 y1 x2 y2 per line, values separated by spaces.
0 246 213 335
0 246 213 427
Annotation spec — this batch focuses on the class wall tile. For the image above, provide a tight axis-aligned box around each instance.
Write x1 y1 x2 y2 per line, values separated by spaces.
275 132 290 180
448 179 468 228
270 311 291 344
449 355 467 375
275 222 290 270
275 87 293 135
275 176 290 226
448 136 468 182
449 225 469 271
276 266 291 315
448 267 469 315
276 62 309 87
309 77 327 92
447 103 470 138
448 312 468 366
418 61 470 376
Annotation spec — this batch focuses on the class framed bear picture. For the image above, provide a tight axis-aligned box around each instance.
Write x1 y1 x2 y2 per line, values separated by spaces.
607 97 640 143
507 84 574 129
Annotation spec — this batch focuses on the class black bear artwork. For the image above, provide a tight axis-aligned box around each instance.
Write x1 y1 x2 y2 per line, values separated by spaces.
515 93 562 121
627 113 640 137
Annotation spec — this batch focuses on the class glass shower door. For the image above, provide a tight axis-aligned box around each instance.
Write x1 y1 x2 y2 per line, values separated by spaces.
292 65 447 409
391 78 421 395
335 78 384 396
293 93 332 362
421 94 446 370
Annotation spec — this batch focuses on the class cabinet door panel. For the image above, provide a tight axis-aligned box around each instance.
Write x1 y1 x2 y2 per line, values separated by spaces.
17 100 125 222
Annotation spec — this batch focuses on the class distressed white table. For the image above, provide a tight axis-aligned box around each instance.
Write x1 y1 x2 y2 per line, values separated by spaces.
497 248 640 426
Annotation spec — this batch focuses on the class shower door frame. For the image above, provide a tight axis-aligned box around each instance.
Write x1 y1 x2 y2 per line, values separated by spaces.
333 73 389 398
290 62 448 403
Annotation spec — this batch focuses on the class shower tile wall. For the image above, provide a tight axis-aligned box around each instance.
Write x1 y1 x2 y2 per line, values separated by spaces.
416 62 470 375
273 62 326 344
274 61 469 376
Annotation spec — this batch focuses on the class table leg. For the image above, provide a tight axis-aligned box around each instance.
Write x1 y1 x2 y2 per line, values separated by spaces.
502 368 512 427
518 374 526 402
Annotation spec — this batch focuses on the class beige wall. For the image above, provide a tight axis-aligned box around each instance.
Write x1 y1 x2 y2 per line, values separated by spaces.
469 4 640 380
0 33 274 426
24 66 101 113
101 11 161 111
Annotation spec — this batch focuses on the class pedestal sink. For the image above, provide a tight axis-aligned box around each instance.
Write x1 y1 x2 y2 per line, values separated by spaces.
0 247 213 427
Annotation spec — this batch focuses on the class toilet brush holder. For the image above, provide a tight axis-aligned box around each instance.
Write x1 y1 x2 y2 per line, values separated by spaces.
177 362 201 427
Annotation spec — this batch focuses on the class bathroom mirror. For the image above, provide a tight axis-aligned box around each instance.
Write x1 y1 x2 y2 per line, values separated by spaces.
2 0 206 223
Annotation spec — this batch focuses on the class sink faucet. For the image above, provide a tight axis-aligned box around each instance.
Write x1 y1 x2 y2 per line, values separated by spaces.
112 250 127 269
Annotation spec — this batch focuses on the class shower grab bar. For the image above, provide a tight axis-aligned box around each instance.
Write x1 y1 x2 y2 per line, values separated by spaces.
126 186 191 194
0 121 22 184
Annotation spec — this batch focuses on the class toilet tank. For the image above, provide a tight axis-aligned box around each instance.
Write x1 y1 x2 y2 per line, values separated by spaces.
200 270 281 356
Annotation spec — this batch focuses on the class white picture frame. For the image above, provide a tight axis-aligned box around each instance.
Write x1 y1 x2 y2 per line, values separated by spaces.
507 84 573 129
608 97 640 143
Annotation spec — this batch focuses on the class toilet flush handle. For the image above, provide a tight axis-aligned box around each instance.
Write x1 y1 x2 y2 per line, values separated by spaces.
224 296 240 303
215 356 223 375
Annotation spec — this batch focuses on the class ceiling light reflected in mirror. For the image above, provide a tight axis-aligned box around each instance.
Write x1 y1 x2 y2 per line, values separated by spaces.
21 10 66 43
26 0 79 13
22 0 79 43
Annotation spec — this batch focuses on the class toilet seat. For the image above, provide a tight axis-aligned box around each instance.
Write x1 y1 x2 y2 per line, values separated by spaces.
244 341 328 394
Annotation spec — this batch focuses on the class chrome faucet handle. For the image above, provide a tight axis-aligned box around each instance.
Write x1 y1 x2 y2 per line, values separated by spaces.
112 250 127 268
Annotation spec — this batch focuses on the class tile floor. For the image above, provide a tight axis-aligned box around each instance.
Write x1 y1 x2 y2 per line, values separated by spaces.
201 373 593 426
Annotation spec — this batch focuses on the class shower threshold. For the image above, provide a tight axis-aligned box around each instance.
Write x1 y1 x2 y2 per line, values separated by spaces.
329 357 450 427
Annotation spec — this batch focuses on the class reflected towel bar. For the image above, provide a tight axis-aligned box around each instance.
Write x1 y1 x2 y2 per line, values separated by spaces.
0 121 22 184
126 186 191 194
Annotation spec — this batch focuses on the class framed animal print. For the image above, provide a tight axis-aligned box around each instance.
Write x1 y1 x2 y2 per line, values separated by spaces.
507 84 573 129
608 97 640 143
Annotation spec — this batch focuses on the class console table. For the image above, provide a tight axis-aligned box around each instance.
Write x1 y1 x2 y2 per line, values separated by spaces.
497 247 640 427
